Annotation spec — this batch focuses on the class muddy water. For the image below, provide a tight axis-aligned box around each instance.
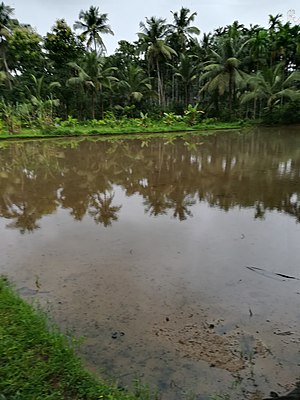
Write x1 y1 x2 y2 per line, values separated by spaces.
0 127 300 399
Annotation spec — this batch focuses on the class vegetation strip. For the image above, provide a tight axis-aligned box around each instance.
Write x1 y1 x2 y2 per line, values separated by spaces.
0 120 246 140
0 277 153 400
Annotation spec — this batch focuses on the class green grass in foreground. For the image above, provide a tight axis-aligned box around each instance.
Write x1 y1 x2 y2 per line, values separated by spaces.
0 277 154 400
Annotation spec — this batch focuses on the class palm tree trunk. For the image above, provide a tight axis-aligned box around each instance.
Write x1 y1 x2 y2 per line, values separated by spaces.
185 84 189 108
172 74 175 104
161 75 165 108
91 91 95 119
156 59 162 107
2 52 12 90
253 98 257 119
229 73 233 119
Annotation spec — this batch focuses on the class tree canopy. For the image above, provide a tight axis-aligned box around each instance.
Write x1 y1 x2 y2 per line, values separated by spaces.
1 3 300 125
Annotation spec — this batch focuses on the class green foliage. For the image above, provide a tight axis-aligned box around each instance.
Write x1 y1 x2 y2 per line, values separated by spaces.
114 105 136 118
137 112 150 127
0 99 21 134
162 112 183 125
7 26 43 74
59 115 78 128
44 19 84 66
103 111 117 127
0 115 244 140
183 103 204 125
202 117 218 125
15 101 33 127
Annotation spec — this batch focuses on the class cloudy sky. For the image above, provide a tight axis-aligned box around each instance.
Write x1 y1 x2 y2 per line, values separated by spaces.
6 0 300 54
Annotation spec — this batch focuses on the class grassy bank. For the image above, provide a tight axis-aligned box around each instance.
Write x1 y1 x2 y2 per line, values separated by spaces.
0 277 154 400
0 119 249 140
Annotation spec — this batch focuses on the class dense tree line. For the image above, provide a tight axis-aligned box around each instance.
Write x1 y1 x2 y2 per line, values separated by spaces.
1 2 300 127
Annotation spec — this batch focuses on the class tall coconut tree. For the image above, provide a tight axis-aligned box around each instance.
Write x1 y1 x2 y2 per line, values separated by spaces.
168 7 200 53
268 13 283 66
273 22 300 70
243 28 270 71
138 16 176 107
269 13 282 32
74 5 114 54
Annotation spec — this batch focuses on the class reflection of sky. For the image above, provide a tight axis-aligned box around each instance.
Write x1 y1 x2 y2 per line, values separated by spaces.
278 159 292 175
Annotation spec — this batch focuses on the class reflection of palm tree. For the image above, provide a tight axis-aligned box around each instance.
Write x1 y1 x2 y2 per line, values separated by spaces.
1 136 300 228
5 202 40 234
88 191 121 227
143 194 169 217
170 194 196 221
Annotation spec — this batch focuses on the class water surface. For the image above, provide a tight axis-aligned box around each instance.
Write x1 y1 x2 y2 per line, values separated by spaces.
1 127 300 399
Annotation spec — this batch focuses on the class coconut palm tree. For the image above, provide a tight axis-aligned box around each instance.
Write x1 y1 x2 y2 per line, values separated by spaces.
168 7 200 53
0 2 14 89
68 52 118 118
74 5 114 54
0 2 13 31
269 14 282 32
241 63 300 118
116 64 152 105
268 14 283 66
138 16 176 107
200 37 248 117
169 53 198 107
273 22 300 70
244 28 270 71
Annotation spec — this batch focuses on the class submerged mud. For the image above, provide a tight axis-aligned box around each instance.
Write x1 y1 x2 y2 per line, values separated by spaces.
0 127 300 399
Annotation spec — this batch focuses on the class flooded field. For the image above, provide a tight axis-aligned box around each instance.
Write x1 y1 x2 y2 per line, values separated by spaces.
0 127 300 399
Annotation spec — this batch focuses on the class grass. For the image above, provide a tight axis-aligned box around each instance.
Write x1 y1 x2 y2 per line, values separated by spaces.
0 119 250 140
0 277 155 400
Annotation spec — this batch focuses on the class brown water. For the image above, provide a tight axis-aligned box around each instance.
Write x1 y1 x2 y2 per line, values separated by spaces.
1 127 300 399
